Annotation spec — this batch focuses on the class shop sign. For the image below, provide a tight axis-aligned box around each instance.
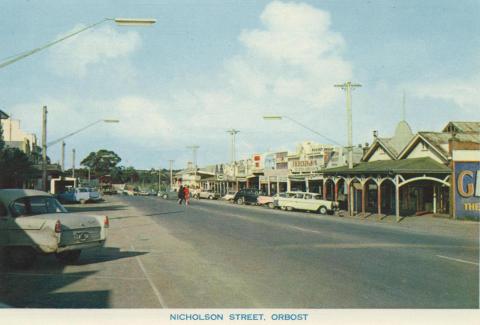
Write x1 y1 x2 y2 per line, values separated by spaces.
454 161 480 220
289 159 322 173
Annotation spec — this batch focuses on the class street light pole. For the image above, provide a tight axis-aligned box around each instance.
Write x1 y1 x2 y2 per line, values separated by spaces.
186 145 199 187
169 160 174 188
226 129 240 163
334 81 362 169
72 149 76 179
42 106 48 191
61 141 65 172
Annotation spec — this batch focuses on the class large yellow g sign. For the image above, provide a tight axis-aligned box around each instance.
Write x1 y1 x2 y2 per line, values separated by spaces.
458 170 474 197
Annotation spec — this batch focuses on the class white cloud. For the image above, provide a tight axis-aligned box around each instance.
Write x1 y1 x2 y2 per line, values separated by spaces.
48 24 141 77
407 75 480 113
13 1 354 168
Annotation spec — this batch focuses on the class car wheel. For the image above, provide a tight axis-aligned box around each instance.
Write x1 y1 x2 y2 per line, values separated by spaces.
237 198 244 205
6 247 37 269
208 196 213 200
268 202 275 209
79 199 86 205
286 206 293 211
280 206 286 211
56 250 82 264
162 194 168 199
318 206 328 215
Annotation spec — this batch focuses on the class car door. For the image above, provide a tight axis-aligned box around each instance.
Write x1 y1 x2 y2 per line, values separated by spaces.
293 193 305 210
303 193 315 211
0 202 9 245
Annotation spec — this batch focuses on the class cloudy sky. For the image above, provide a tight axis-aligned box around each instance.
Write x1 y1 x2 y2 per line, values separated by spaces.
1 0 478 169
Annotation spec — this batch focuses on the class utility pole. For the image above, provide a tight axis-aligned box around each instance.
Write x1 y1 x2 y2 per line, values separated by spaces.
158 166 162 192
41 106 48 191
61 141 65 172
226 129 240 163
186 145 199 187
168 160 174 188
334 81 362 169
72 149 76 179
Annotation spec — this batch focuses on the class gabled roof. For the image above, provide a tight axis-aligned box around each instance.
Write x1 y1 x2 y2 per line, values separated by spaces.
398 132 480 160
362 138 397 161
323 157 451 175
362 120 414 161
0 109 9 119
442 121 480 133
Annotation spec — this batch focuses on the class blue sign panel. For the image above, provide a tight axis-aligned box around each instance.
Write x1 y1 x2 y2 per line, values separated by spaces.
455 161 480 220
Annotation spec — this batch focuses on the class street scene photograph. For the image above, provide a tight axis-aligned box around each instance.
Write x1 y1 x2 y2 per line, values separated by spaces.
0 0 479 323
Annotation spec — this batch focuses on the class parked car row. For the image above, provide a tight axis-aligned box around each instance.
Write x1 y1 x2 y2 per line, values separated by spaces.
225 189 337 215
56 187 102 204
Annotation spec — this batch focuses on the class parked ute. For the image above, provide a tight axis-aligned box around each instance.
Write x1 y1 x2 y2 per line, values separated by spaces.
195 189 221 200
57 187 102 204
0 189 109 268
275 191 338 214
233 188 260 205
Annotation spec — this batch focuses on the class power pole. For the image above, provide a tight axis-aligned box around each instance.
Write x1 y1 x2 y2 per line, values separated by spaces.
186 145 199 186
72 149 76 179
168 159 174 188
158 166 161 192
226 129 240 163
61 141 65 172
334 81 361 169
41 106 48 191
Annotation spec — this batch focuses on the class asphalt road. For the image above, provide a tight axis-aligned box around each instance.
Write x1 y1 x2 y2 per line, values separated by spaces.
1 195 478 308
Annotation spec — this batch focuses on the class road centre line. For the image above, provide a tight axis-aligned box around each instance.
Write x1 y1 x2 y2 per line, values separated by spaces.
131 244 168 308
436 255 479 266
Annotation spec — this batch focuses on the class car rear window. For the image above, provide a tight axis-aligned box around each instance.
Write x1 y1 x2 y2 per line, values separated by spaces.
11 196 67 217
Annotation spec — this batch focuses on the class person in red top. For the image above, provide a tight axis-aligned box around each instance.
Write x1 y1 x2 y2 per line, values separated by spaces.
183 186 190 206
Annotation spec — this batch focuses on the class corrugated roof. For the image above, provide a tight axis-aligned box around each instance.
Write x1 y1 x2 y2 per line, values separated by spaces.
323 157 451 175
442 121 480 133
419 132 480 157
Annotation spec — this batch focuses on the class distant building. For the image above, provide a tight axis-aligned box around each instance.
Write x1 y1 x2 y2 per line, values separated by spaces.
1 116 37 154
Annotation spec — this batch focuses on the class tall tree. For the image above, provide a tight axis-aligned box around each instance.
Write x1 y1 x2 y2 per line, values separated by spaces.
80 150 121 176
0 122 5 151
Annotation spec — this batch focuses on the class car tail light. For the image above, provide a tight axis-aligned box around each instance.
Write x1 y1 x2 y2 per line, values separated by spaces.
104 216 109 228
55 220 62 233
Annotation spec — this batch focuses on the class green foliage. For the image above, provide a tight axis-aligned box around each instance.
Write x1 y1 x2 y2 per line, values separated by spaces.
80 149 121 176
0 147 36 188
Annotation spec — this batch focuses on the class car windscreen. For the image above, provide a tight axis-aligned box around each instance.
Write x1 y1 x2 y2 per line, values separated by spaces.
10 196 67 217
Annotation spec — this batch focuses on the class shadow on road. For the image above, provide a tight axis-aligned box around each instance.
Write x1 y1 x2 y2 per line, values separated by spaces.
0 246 148 308
0 270 110 308
64 204 128 213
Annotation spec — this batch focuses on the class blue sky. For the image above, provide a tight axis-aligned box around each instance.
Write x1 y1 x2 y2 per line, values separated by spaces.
1 0 478 169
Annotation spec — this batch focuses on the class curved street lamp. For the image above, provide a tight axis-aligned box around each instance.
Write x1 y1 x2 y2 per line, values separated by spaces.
47 119 119 147
262 115 342 146
0 18 156 70
0 17 155 190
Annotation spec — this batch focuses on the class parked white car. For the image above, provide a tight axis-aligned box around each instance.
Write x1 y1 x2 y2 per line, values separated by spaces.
222 191 237 201
0 189 108 268
275 191 337 214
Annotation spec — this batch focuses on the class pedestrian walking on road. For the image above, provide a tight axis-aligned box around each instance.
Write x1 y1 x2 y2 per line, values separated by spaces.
184 186 190 206
178 185 185 205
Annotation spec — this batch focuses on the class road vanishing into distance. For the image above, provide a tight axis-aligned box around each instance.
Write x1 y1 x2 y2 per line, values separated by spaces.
1 195 478 308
